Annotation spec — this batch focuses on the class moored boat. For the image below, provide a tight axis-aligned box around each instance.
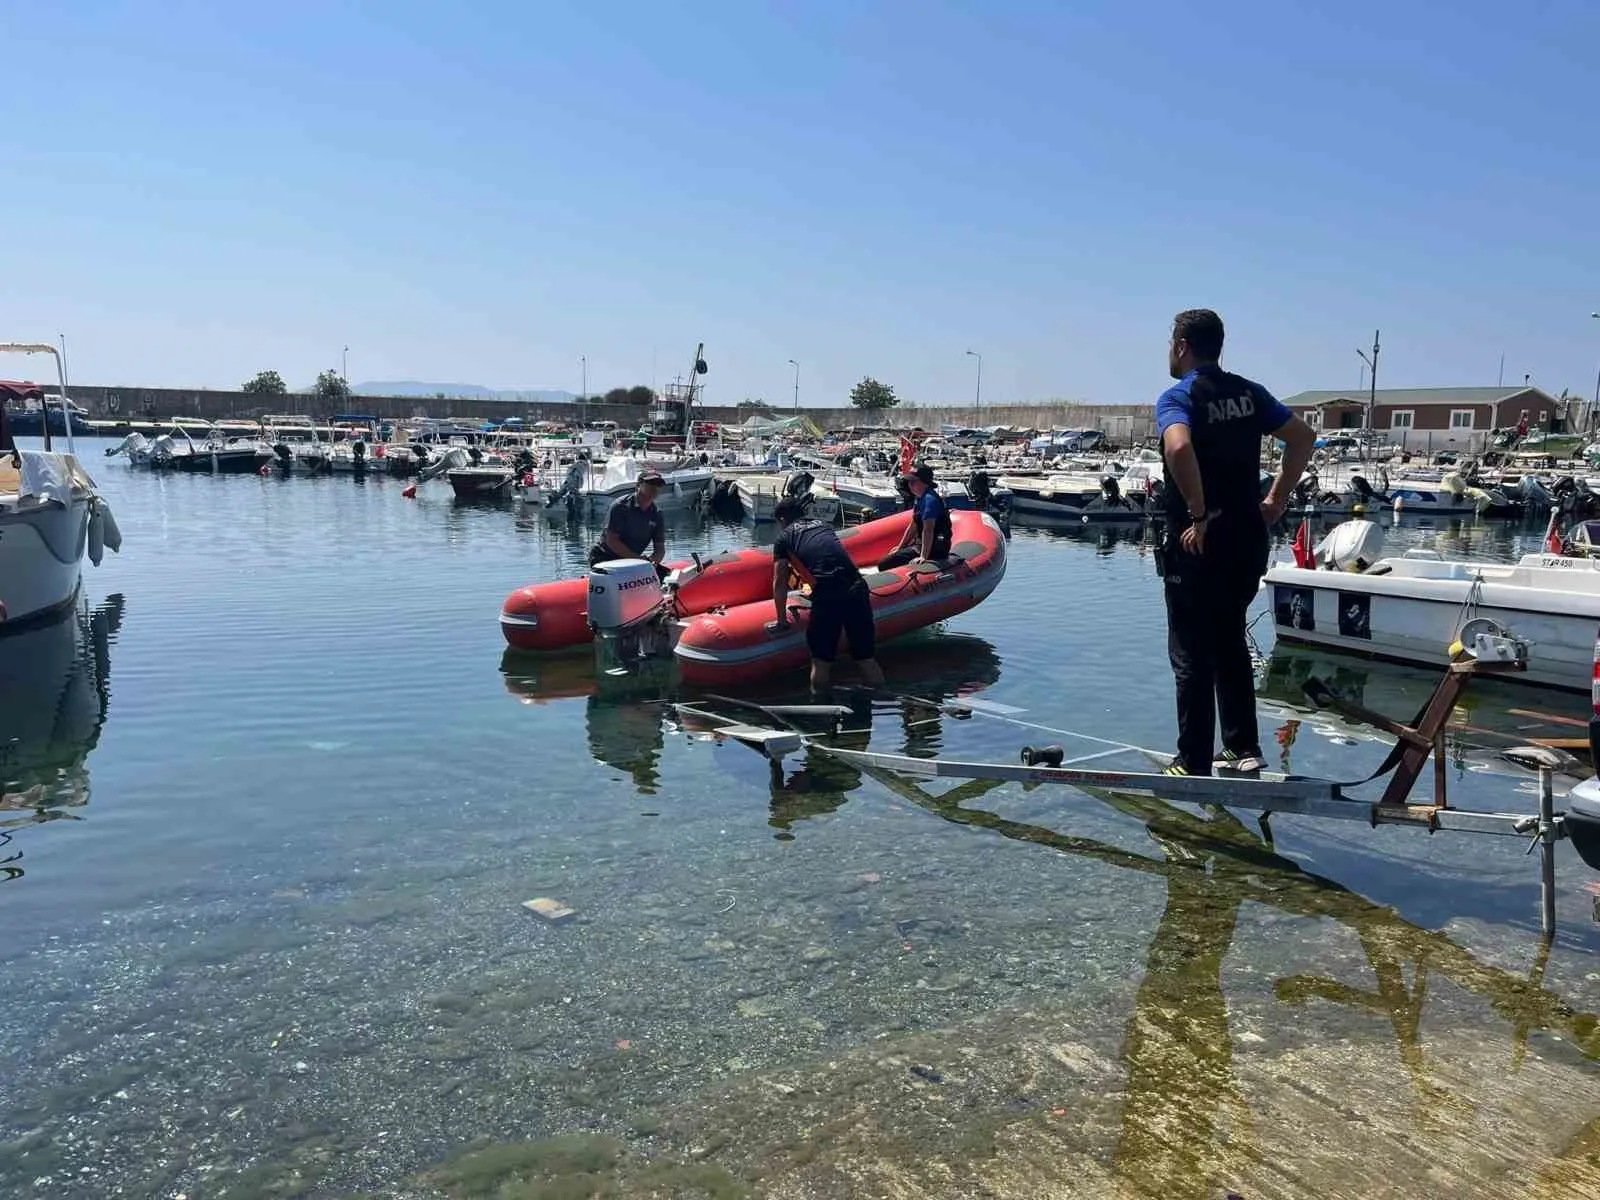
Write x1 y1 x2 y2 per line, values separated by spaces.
0 342 122 629
1264 519 1600 691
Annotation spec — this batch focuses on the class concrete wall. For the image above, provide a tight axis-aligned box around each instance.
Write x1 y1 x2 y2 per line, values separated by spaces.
67 384 1161 441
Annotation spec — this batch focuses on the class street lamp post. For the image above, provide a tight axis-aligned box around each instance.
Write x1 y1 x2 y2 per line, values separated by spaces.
787 358 800 411
581 355 587 427
342 345 348 387
965 349 982 420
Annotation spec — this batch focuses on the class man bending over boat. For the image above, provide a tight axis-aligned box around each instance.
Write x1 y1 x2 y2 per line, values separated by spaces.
1156 308 1315 777
770 497 886 692
879 464 952 570
589 469 668 579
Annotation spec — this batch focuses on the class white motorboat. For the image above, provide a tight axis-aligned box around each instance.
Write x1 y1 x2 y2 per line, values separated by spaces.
1263 519 1600 691
263 414 331 473
808 468 903 519
580 455 713 514
1000 471 1148 522
731 472 842 524
0 342 122 629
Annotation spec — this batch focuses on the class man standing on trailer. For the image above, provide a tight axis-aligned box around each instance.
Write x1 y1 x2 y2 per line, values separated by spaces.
770 496 885 692
589 469 668 579
1156 309 1315 777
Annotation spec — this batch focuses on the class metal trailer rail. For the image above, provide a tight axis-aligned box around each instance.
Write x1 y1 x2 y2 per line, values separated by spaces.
675 651 1574 936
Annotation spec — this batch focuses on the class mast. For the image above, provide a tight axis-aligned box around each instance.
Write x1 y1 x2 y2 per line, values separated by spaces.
684 342 706 453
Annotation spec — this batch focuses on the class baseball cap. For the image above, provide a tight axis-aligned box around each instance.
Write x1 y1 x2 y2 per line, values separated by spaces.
637 469 666 486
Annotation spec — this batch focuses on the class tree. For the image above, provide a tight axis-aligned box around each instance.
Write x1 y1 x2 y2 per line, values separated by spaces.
315 370 351 400
737 397 775 415
849 377 898 410
625 385 655 405
241 370 287 395
603 387 630 405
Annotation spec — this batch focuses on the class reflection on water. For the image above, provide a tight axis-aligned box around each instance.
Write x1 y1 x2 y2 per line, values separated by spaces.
849 758 1600 1198
1012 517 1156 556
1258 643 1592 776
0 596 124 881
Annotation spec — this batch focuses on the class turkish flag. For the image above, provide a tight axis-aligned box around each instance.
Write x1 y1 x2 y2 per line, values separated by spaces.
1291 519 1312 569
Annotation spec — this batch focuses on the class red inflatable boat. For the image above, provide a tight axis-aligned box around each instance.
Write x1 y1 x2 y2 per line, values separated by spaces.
674 509 1007 686
500 512 915 652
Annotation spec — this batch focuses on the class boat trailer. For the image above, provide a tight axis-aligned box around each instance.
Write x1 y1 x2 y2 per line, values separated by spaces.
678 648 1585 938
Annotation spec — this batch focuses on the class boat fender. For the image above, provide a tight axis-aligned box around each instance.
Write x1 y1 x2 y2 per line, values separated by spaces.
1021 745 1064 767
402 484 417 499
100 501 123 553
87 504 105 567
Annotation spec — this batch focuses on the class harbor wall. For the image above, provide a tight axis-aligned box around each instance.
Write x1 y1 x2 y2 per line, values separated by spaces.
65 384 1158 439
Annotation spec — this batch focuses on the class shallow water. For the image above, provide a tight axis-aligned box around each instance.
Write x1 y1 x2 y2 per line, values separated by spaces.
3 440 1599 1199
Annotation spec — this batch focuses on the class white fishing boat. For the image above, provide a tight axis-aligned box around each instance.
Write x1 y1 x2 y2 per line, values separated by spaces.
1263 519 1600 691
0 343 122 629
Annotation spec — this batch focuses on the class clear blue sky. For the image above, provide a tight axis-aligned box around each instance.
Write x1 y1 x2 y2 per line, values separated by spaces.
6 1 1598 408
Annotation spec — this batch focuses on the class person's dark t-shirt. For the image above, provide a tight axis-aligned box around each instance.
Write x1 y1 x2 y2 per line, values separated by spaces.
911 488 952 554
1155 365 1291 527
594 494 664 559
774 519 862 594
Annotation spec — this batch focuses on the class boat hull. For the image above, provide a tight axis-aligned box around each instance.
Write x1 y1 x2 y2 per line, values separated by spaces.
1263 561 1600 691
501 512 914 652
583 473 713 514
0 499 88 629
674 510 1008 686
448 468 514 499
169 449 272 475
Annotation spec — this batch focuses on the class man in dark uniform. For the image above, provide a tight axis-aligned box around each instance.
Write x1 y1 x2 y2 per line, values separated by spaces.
1156 309 1314 776
770 497 885 692
878 464 952 570
589 469 668 578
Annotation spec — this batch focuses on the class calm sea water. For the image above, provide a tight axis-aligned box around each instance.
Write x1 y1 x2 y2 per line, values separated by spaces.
4 439 1600 1199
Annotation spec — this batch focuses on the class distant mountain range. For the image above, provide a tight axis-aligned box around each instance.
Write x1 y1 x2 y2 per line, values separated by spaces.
352 381 578 404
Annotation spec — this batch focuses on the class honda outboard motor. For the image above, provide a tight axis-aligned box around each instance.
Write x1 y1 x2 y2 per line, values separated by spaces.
587 558 668 670
1350 474 1375 500
273 442 293 465
1100 475 1122 505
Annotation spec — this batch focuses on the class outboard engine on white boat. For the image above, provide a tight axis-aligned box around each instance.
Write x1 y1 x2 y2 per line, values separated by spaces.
418 446 468 481
587 558 670 669
273 442 294 467
1518 474 1552 509
1099 475 1122 507
1349 474 1377 502
967 469 993 509
1314 519 1385 572
782 470 816 515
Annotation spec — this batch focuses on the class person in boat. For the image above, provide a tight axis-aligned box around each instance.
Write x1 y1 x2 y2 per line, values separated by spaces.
1155 308 1315 777
770 496 886 692
878 464 952 570
589 469 668 578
